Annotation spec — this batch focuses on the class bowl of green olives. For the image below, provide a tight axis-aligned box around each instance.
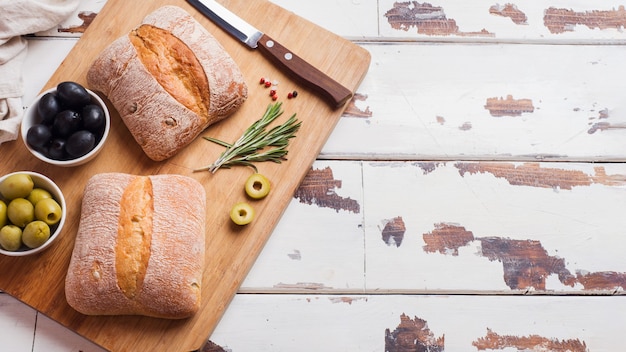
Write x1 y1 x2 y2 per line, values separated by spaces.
21 81 110 167
0 171 66 256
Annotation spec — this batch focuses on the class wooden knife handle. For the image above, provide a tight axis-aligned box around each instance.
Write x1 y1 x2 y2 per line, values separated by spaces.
257 34 353 109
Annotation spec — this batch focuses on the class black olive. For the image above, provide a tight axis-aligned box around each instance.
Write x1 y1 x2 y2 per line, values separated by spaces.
26 124 52 149
52 110 81 138
81 104 105 134
56 81 91 109
37 92 61 124
65 130 95 158
48 138 68 160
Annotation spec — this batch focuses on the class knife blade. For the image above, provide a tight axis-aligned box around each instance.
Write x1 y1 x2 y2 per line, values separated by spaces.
186 0 353 109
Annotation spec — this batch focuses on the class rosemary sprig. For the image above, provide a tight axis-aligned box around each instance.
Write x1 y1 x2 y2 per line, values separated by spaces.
194 102 301 173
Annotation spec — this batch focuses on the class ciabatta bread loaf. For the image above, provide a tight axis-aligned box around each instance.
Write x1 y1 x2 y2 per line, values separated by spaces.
65 173 206 319
87 6 248 161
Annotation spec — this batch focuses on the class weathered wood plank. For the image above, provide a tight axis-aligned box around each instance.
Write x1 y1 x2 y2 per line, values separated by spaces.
0 294 37 351
210 293 626 351
9 290 622 351
378 0 626 43
323 43 626 161
239 161 626 294
362 161 626 293
35 0 626 43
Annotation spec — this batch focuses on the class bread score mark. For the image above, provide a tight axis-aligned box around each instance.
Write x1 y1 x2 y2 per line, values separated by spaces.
129 24 210 122
116 176 154 299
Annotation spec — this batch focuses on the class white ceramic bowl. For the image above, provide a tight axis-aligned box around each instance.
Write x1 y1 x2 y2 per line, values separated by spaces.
21 86 110 167
0 171 66 256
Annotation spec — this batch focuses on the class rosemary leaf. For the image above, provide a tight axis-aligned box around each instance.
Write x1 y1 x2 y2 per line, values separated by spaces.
202 137 232 148
194 102 301 173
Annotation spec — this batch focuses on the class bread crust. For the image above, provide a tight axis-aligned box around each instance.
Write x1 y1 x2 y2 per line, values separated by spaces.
87 6 248 161
65 173 206 319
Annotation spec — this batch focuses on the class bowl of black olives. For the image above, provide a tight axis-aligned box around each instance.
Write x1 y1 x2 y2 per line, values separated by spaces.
0 171 66 256
21 81 110 167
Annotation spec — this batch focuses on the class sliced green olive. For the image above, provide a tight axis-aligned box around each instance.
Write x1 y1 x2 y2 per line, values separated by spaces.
244 173 271 199
230 202 255 226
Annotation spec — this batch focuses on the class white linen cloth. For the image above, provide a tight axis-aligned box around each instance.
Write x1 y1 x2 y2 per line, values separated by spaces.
0 0 80 145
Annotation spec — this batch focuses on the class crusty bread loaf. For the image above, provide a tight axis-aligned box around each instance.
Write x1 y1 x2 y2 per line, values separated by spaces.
65 173 206 319
87 6 248 161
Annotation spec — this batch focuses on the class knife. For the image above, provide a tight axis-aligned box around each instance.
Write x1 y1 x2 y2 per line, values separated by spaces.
186 0 353 109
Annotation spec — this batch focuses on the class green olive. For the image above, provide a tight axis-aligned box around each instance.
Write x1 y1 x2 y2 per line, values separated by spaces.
244 173 271 199
0 173 34 200
34 198 62 226
0 200 7 228
230 202 255 226
27 188 53 205
0 225 22 251
22 220 50 249
7 198 35 228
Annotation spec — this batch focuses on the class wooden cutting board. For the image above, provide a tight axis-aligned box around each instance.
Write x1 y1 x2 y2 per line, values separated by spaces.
0 0 370 350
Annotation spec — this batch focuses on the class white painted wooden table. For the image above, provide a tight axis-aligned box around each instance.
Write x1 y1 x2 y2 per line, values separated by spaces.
2 0 626 351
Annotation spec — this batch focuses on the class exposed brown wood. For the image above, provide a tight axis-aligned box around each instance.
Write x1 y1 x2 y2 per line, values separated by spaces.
58 12 97 34
422 223 626 291
423 222 474 256
479 236 573 290
484 95 534 117
201 340 228 352
576 271 626 291
544 6 626 34
588 121 626 134
328 296 368 305
489 4 528 25
382 216 406 247
384 1 494 36
473 328 588 351
294 166 360 213
455 162 626 189
273 282 332 290
385 313 445 352
343 93 372 118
